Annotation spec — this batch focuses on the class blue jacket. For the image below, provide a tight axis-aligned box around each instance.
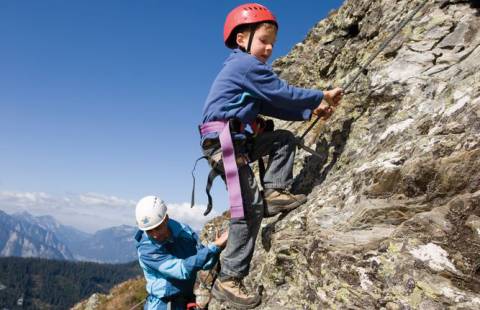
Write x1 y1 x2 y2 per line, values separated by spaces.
135 219 220 309
202 49 324 126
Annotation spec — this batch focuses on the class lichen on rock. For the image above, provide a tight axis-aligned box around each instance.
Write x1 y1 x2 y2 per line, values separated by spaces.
206 0 480 308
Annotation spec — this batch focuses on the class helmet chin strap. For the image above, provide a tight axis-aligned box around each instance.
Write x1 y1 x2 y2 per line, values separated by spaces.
246 24 257 54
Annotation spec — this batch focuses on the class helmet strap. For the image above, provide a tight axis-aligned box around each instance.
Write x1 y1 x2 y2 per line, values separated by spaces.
246 24 257 54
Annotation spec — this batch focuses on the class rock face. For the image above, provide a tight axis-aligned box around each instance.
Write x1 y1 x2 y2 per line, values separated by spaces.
207 0 480 308
71 277 146 310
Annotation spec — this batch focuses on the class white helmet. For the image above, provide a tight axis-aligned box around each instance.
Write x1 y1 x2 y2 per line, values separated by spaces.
135 195 168 231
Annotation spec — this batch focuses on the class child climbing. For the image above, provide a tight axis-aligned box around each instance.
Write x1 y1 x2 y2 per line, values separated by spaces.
199 3 342 308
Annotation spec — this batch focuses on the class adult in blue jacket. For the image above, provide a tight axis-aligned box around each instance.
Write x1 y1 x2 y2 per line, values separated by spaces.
200 3 342 309
135 195 228 310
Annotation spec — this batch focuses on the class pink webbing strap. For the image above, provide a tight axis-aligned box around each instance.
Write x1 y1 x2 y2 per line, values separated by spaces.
200 121 244 219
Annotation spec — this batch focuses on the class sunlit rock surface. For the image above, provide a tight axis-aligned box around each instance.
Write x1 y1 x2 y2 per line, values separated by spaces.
207 0 480 308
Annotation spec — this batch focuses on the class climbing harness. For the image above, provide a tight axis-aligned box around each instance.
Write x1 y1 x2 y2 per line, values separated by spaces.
197 120 246 219
191 117 272 217
298 0 430 142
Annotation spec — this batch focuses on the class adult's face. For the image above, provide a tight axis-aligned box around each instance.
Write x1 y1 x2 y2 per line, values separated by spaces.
146 215 171 242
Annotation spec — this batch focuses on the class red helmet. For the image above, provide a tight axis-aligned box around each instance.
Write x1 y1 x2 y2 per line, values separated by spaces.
223 3 278 48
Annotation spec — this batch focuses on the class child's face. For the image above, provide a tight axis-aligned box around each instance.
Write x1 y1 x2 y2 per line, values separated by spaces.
237 24 277 63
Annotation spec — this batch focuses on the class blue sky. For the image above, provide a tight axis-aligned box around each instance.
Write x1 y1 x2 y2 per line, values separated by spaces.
0 0 344 232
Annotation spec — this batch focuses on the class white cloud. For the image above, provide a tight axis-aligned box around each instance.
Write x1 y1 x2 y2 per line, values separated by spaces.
0 190 218 234
167 202 219 232
78 193 135 208
0 191 56 206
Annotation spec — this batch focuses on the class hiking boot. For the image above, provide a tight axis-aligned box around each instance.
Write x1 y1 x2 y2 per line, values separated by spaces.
264 189 307 217
212 277 261 309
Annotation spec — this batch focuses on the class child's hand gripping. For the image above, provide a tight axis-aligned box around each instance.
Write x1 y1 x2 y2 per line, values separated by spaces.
313 87 343 120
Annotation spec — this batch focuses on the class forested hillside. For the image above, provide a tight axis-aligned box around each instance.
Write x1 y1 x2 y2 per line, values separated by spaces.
0 257 141 309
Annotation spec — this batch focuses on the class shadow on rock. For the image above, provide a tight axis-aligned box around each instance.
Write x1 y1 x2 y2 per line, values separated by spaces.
292 118 353 196
260 212 288 252
470 0 480 15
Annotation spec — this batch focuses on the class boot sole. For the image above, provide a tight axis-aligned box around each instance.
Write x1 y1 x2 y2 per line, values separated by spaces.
211 284 261 309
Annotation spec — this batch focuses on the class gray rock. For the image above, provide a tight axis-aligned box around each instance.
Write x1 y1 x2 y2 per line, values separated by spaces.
84 293 100 310
204 0 480 308
465 215 480 238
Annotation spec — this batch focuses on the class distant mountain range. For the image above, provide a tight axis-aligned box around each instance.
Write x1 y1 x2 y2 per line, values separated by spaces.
0 210 137 263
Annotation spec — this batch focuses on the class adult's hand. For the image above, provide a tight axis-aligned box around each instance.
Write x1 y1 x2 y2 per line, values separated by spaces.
213 229 229 249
